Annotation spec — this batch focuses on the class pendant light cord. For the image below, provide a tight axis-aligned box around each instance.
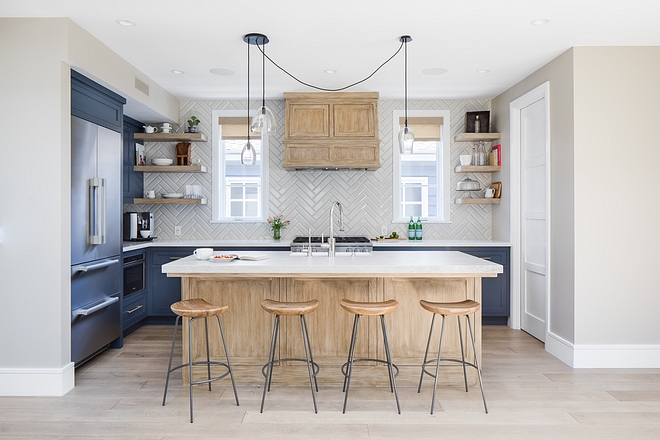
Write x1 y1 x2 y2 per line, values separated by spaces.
246 40 251 143
404 38 408 127
255 40 405 92
261 43 266 108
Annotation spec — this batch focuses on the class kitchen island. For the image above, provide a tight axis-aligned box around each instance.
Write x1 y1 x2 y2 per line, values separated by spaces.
162 250 502 385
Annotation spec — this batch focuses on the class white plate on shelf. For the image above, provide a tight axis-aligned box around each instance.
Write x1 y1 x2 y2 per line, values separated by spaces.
161 193 184 199
209 255 237 262
151 158 173 166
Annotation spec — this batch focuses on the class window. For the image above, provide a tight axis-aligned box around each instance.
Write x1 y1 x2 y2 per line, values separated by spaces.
212 111 269 222
392 110 450 223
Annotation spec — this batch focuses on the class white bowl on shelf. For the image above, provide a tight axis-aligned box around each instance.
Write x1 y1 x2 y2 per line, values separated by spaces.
151 158 173 166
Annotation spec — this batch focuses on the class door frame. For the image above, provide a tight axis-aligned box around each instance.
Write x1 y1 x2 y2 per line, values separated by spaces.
509 82 551 334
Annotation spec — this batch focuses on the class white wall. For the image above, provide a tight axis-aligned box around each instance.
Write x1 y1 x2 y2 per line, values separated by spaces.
0 18 73 395
0 17 180 396
491 49 576 345
573 47 660 346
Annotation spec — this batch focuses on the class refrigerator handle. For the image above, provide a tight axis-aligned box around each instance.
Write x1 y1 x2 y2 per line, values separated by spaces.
72 296 119 317
89 177 106 245
72 258 119 274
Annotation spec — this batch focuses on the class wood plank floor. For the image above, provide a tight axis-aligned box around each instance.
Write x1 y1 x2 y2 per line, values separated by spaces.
2 325 660 439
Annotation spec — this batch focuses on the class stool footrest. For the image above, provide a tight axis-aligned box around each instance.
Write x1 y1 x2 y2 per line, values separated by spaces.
420 358 478 380
261 358 320 379
341 358 400 379
167 361 233 386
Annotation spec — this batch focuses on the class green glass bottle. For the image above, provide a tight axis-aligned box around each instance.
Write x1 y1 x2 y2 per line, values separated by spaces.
415 217 423 240
408 216 415 240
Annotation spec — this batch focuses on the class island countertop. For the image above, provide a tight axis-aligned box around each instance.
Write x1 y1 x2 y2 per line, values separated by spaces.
162 250 503 277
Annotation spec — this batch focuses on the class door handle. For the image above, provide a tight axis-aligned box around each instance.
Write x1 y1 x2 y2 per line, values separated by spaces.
72 296 119 317
169 257 182 260
89 177 106 245
480 256 492 260
72 259 119 274
126 305 143 314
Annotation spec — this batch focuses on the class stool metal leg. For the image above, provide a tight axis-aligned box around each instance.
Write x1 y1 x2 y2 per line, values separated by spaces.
380 314 401 414
261 314 280 413
300 315 318 413
267 315 280 393
430 314 446 415
342 314 359 393
162 316 181 406
457 315 469 392
342 314 361 414
418 313 436 393
204 318 212 391
216 315 239 406
188 317 195 423
302 314 319 392
467 315 488 414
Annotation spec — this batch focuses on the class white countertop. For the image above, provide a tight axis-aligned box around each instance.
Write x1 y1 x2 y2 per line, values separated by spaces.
162 250 504 276
123 239 510 252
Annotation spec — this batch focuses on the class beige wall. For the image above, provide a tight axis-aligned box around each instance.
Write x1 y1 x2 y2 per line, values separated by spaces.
491 49 576 344
573 47 660 345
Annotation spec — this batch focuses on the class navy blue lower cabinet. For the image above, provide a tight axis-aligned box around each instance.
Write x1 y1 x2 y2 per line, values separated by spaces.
149 248 196 316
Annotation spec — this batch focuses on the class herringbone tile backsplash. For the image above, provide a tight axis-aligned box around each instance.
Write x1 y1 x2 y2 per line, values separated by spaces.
124 99 493 241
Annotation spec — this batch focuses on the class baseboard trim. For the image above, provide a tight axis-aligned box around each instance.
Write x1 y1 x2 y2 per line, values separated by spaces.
546 332 660 368
0 363 75 396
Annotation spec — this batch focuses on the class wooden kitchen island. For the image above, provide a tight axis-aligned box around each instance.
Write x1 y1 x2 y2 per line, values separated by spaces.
162 250 503 385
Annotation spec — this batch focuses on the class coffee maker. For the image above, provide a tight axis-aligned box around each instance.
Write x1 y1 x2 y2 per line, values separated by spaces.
123 212 154 241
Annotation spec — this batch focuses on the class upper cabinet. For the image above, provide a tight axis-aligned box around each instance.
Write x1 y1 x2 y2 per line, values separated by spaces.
283 92 380 170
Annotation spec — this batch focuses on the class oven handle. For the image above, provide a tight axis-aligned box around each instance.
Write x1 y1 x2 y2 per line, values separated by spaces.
72 296 119 317
72 258 120 274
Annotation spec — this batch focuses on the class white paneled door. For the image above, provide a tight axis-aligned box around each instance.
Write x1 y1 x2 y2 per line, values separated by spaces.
520 97 548 342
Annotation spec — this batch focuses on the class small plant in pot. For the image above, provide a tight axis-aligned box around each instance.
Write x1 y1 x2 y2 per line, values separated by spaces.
187 116 200 133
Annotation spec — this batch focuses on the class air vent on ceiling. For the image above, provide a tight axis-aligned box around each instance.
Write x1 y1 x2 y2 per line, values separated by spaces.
134 77 149 96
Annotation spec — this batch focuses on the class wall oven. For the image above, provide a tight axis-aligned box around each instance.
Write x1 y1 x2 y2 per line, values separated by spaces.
123 252 146 297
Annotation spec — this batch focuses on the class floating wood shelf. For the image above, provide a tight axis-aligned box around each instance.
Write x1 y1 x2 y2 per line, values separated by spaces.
455 165 501 173
133 198 207 205
455 198 501 205
453 133 501 143
134 132 208 142
134 165 206 173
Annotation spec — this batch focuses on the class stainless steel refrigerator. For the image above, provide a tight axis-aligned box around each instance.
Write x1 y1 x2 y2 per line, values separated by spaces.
71 115 122 364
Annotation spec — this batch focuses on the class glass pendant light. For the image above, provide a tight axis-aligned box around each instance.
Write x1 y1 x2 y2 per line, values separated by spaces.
241 35 256 166
398 35 414 155
251 37 277 134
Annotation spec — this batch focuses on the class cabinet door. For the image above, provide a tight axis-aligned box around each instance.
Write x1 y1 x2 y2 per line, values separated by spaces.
149 249 194 316
287 104 330 138
122 116 144 204
333 104 376 137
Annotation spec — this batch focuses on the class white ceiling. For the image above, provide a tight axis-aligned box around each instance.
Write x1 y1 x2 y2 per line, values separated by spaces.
3 0 660 104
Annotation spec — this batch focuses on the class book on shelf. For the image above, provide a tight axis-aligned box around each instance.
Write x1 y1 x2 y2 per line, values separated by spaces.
491 144 502 166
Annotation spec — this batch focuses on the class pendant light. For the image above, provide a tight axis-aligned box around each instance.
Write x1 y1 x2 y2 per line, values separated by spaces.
248 34 277 134
398 35 414 155
240 35 256 166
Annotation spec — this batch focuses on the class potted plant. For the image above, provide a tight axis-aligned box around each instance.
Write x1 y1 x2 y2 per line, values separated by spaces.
187 116 200 133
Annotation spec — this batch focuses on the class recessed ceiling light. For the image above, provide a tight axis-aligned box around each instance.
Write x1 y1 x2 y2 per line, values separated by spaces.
171 70 185 74
116 19 135 27
476 69 490 74
324 69 337 74
422 67 448 75
210 68 235 76
531 19 550 26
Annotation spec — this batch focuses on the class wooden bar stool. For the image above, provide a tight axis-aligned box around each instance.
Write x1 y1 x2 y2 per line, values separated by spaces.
260 299 320 413
418 299 487 414
162 298 239 423
340 299 400 414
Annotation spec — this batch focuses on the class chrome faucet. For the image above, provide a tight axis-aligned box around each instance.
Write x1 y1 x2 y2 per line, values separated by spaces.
328 201 345 256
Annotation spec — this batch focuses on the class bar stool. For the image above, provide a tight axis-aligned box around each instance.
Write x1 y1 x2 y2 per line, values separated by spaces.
417 299 487 414
340 298 400 414
162 298 239 423
260 299 320 413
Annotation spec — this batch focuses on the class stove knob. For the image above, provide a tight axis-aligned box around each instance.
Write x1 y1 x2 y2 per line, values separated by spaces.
294 248 302 253
345 248 352 253
362 248 370 253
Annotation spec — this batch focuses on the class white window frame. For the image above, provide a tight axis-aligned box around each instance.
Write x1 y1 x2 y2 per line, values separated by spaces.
392 109 451 223
401 177 429 218
212 110 270 223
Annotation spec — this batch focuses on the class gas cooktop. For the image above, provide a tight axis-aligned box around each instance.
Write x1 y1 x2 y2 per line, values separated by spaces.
291 236 373 253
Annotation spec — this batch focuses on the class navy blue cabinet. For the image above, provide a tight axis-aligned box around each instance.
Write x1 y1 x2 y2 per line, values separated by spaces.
71 70 125 132
122 249 149 334
123 116 144 204
149 248 196 316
